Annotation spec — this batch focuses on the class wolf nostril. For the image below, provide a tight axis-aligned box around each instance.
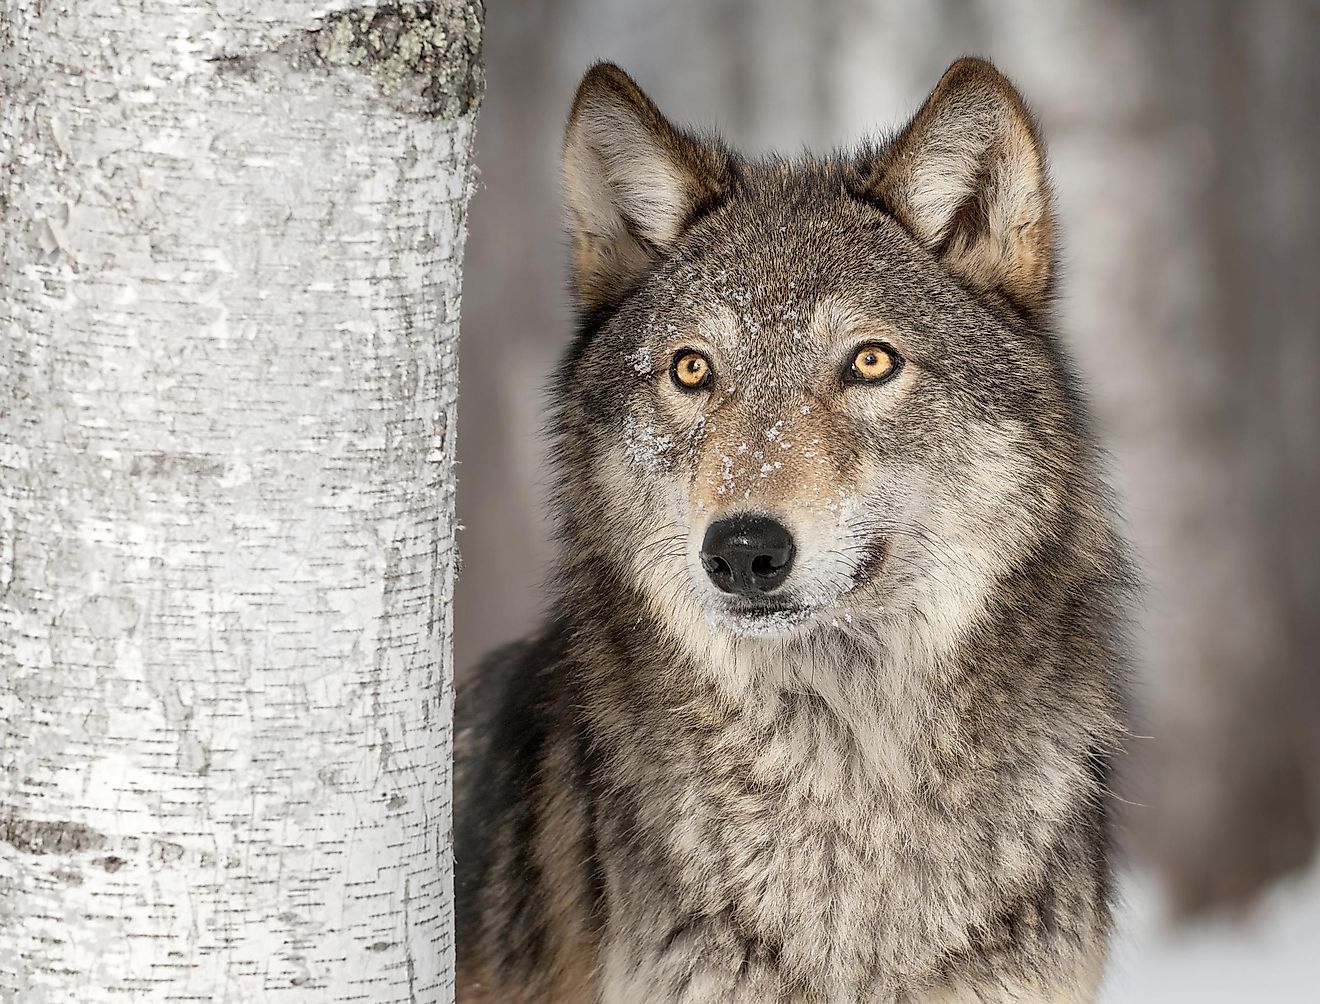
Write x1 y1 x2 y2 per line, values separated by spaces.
703 554 732 577
700 514 796 596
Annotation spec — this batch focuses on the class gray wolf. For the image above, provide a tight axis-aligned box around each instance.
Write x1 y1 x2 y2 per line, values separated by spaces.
456 57 1130 1003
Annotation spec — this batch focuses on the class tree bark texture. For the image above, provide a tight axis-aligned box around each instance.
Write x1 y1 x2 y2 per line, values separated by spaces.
0 2 482 1000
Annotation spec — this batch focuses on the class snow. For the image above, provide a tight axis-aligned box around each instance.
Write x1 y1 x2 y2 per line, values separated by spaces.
1102 866 1320 1002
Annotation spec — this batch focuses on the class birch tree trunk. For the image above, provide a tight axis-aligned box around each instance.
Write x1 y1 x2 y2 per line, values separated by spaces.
0 2 482 1000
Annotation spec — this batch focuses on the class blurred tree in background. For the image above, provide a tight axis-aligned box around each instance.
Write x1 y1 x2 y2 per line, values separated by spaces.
456 0 1319 921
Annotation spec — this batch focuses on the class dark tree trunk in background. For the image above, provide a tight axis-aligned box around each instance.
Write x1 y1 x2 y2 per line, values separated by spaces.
1134 0 1320 916
453 0 564 674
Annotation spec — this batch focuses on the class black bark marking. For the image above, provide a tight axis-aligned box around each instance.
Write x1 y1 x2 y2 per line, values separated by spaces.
0 818 108 855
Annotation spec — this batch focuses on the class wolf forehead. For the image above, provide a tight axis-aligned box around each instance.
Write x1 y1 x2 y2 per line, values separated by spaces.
589 215 1040 439
621 165 978 342
666 159 916 286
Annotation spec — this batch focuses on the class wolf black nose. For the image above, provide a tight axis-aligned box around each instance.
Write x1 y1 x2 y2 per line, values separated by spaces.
701 514 796 595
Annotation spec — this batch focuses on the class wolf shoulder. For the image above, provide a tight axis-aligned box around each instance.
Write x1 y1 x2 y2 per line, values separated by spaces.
454 631 560 914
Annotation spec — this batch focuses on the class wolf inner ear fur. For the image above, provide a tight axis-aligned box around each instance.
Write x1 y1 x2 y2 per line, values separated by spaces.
563 63 732 315
859 57 1055 318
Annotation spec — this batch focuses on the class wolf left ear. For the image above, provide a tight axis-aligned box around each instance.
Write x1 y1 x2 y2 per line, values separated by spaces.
859 58 1055 318
563 63 732 315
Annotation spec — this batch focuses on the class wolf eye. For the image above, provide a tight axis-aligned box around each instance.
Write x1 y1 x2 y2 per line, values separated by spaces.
671 349 713 391
846 343 902 385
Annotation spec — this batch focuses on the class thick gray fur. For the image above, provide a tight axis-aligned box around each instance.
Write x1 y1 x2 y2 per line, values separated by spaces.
456 57 1130 1004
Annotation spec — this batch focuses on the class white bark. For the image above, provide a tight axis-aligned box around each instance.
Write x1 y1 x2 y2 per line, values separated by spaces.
0 2 482 1000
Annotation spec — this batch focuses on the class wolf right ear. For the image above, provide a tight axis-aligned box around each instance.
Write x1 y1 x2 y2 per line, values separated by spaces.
563 63 732 315
858 58 1056 318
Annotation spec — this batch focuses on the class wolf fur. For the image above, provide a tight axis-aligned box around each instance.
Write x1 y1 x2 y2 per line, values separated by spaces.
455 57 1130 1003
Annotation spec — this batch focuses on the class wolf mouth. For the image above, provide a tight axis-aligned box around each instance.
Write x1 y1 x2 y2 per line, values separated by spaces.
709 599 820 636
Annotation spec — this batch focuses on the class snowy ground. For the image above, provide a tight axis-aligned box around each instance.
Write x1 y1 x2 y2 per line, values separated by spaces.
1102 865 1320 1002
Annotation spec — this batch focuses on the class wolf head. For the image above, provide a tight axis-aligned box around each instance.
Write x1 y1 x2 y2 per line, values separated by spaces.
551 59 1106 693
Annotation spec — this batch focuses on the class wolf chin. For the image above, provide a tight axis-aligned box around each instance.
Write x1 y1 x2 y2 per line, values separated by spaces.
456 57 1130 1004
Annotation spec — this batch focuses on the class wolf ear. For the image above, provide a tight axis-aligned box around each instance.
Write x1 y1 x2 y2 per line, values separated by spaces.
563 63 731 314
860 58 1055 318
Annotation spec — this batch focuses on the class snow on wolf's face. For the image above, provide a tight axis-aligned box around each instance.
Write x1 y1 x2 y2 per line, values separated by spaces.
567 179 1071 659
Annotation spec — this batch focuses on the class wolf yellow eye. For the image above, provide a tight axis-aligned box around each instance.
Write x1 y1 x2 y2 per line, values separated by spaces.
846 343 902 384
671 349 713 391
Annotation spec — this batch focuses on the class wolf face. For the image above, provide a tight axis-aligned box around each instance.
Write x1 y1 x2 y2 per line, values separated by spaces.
555 61 1086 692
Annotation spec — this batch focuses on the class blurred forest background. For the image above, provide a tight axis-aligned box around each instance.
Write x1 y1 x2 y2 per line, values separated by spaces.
454 1 1319 998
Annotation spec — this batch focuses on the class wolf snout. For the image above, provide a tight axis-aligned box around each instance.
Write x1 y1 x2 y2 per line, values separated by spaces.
700 514 796 595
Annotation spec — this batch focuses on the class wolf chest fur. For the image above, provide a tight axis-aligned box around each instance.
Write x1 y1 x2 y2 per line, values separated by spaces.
455 57 1129 1004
